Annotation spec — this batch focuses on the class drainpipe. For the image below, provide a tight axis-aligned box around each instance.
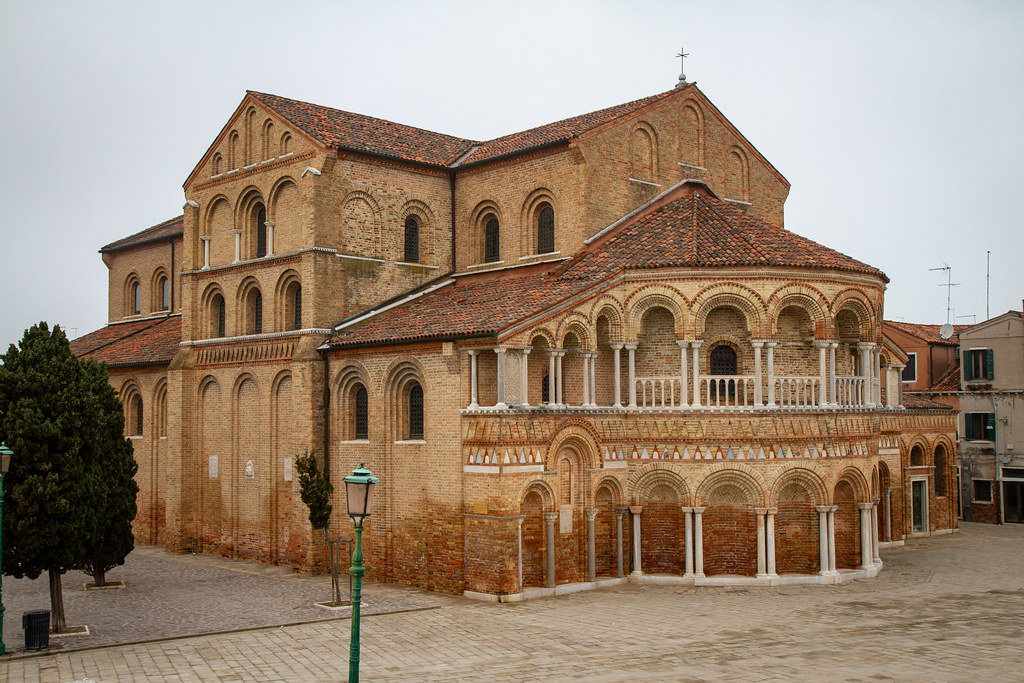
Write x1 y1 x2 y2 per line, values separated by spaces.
993 393 1004 524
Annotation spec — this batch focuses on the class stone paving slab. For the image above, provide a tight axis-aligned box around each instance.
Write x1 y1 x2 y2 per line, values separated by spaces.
2 523 1023 681
1 545 452 656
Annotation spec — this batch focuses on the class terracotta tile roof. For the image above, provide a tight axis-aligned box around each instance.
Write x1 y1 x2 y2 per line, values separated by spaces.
902 394 956 410
928 366 962 392
100 215 183 253
562 186 886 281
883 320 962 346
455 90 676 167
248 91 476 168
328 184 885 349
70 316 181 368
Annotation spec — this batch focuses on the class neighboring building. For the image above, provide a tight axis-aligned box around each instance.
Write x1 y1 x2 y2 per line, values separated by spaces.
71 79 957 599
958 309 1024 524
882 320 963 412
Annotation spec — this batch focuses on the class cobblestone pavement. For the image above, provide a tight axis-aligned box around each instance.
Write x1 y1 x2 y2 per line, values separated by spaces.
2 522 1023 681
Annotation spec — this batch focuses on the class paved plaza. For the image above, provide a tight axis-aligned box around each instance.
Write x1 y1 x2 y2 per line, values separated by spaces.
1 522 1022 681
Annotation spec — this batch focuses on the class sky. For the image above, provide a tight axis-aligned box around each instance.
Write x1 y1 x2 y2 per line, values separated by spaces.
1 0 1022 347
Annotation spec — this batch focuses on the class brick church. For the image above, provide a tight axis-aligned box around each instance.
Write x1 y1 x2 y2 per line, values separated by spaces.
71 76 957 598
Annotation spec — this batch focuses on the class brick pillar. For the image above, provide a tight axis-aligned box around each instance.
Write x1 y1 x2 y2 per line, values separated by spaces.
586 508 598 582
545 512 558 588
614 506 626 578
629 505 643 575
468 350 479 409
682 506 694 577
611 344 623 409
693 506 706 577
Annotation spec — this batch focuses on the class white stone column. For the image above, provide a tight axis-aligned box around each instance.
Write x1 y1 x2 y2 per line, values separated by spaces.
766 508 777 576
547 350 557 407
690 341 703 409
828 342 838 407
200 235 211 269
816 505 830 575
520 348 531 408
626 344 637 408
765 341 777 408
589 351 597 407
611 343 623 409
693 506 706 577
857 342 874 407
677 341 690 408
752 340 764 408
871 501 881 563
586 508 598 582
264 220 275 256
630 505 643 575
231 228 242 263
873 347 882 406
614 507 626 578
755 508 768 577
545 512 558 588
581 352 591 407
827 505 838 573
814 340 829 407
495 347 507 410
682 507 694 577
858 502 873 569
556 351 565 407
468 350 480 409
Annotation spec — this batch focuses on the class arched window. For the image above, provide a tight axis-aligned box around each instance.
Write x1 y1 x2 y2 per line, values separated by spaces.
910 445 924 467
214 294 226 338
537 203 554 254
710 345 737 375
158 276 170 311
541 375 550 404
130 394 143 436
212 153 223 175
280 132 291 156
934 446 947 496
484 215 500 263
354 385 368 439
292 285 302 330
404 215 420 263
250 290 263 334
408 382 424 439
255 205 267 258
131 281 141 315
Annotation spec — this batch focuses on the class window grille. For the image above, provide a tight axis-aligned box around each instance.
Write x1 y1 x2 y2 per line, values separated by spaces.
537 204 554 254
216 296 226 337
541 375 550 403
408 383 424 439
404 216 420 263
253 291 263 335
354 385 368 439
484 216 500 262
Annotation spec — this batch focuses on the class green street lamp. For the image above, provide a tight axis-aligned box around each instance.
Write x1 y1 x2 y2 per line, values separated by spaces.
343 460 378 683
0 442 12 657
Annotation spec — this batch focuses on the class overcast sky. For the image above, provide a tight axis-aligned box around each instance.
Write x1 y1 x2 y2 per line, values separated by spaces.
1 0 1022 347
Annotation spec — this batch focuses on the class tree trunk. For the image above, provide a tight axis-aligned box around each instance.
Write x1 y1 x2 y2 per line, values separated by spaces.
48 567 67 633
93 561 107 587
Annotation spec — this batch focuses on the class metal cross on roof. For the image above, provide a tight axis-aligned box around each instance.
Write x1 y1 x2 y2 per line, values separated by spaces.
676 46 690 85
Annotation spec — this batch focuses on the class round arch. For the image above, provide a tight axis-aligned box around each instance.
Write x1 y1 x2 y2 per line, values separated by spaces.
769 466 829 506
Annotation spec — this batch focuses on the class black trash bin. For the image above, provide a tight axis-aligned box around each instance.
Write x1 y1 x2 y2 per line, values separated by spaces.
23 609 50 650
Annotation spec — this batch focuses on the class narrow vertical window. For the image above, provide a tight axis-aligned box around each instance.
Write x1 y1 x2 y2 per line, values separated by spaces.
354 385 368 439
133 395 143 436
132 282 141 315
252 291 263 334
216 295 226 338
256 205 267 258
541 375 550 404
484 216 500 263
537 203 554 254
408 383 424 439
160 276 170 310
293 286 302 330
404 216 420 263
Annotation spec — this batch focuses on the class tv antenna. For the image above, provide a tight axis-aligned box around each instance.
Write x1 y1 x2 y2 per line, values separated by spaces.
955 313 976 324
929 264 960 324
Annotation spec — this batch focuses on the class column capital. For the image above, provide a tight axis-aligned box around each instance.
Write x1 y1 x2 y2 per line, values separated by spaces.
466 349 480 357
754 507 768 515
494 346 508 355
828 505 838 512
199 235 211 242
544 512 559 523
828 342 839 349
609 342 624 350
628 505 644 515
813 339 831 349
815 505 832 513
624 343 638 351
677 339 695 348
689 340 703 349
230 228 242 235
614 506 629 517
751 340 765 349
585 508 599 522
680 506 694 513
520 347 531 356
691 506 706 514
764 340 778 348
766 507 778 515
263 220 275 227
857 341 876 351
857 502 874 510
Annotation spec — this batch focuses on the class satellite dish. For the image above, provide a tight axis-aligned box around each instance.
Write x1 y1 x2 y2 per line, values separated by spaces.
939 323 954 339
